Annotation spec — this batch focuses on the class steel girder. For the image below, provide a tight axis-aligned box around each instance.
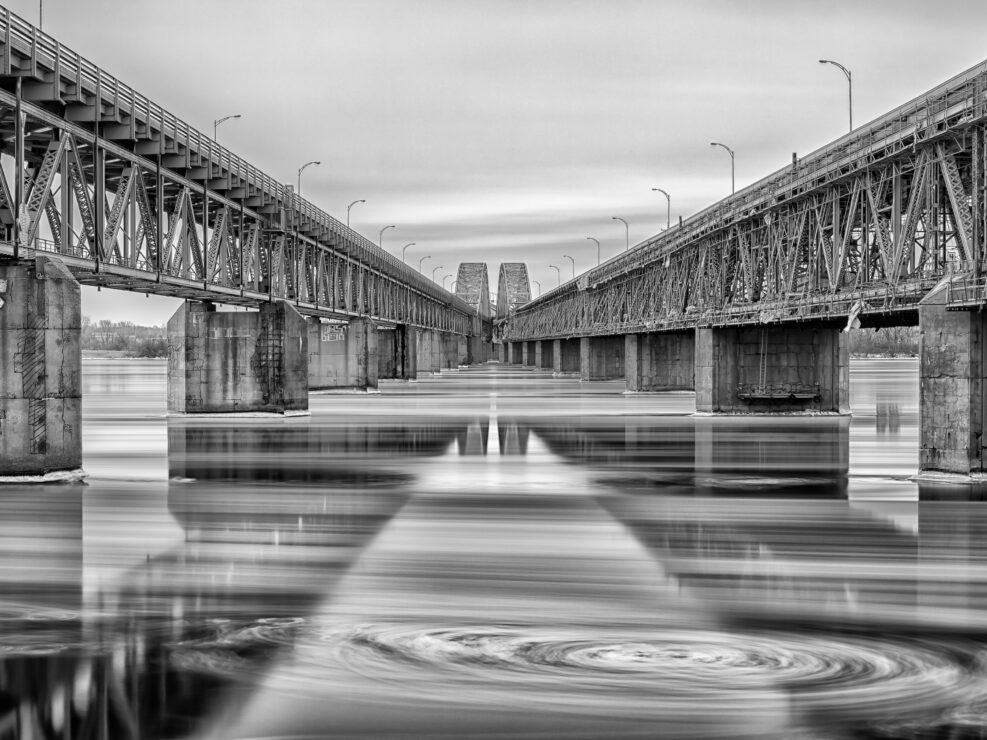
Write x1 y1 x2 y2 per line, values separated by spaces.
509 60 987 340
0 8 475 335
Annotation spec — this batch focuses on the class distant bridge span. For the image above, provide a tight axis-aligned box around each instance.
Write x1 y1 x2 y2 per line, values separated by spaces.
0 8 474 336
508 59 987 341
502 58 987 478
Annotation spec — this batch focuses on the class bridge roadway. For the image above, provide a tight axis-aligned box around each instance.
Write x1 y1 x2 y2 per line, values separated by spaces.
503 56 987 479
0 8 494 478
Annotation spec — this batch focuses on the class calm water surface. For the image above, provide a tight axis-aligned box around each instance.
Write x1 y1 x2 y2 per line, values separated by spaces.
5 357 987 739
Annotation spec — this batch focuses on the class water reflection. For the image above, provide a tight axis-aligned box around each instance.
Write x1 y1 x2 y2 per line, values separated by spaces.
8 359 987 738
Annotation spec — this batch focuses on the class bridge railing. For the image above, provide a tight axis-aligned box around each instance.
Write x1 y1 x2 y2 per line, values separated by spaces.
528 57 987 306
0 7 473 315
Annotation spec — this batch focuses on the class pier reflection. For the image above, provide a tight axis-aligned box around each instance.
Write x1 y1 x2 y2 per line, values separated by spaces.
0 479 408 739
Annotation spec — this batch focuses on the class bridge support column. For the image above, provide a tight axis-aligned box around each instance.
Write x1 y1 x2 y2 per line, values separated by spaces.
377 326 397 379
167 300 308 414
399 326 417 379
308 317 378 391
441 332 459 370
0 257 82 479
538 340 553 369
521 341 532 367
511 342 523 365
919 292 987 475
534 341 544 369
625 331 695 392
555 338 580 375
694 323 848 414
579 336 625 381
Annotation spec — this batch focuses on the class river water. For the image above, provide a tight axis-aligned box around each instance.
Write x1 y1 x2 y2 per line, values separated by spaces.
5 357 987 739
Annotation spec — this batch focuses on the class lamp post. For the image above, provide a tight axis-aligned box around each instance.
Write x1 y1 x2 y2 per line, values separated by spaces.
378 224 395 249
346 199 365 228
297 160 320 197
431 265 444 281
401 242 416 263
563 254 575 280
549 264 560 286
709 142 734 194
533 280 541 297
213 114 241 142
612 216 629 251
652 188 671 230
819 59 853 132
442 274 453 290
586 236 600 266
418 255 431 272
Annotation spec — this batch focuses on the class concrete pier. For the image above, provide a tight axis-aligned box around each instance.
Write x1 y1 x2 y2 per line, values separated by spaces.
625 331 695 392
167 300 308 414
378 325 416 380
554 338 580 375
695 323 848 414
580 335 625 381
0 257 82 478
919 289 986 475
309 317 378 391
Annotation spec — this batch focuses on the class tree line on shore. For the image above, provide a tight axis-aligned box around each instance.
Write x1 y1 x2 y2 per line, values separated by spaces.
82 317 167 357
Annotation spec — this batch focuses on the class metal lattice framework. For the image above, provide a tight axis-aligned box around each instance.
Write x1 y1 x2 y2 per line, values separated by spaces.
0 8 475 335
455 262 491 319
495 263 531 321
508 58 987 340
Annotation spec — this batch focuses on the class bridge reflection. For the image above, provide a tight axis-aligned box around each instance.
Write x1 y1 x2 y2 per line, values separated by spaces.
0 482 408 739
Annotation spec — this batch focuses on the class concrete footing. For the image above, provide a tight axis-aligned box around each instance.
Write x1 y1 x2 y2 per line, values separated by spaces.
167 300 309 414
0 256 82 478
695 323 848 414
919 288 987 475
580 335 625 381
309 316 378 391
625 331 695 392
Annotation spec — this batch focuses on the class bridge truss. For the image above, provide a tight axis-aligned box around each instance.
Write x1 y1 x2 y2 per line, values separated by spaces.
509 59 987 340
0 8 475 335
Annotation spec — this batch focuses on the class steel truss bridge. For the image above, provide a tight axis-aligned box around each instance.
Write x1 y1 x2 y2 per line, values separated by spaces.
0 8 475 335
508 58 987 341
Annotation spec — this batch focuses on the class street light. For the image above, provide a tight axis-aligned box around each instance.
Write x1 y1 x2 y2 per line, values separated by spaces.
378 224 396 248
297 160 320 197
652 188 671 230
548 264 561 286
431 265 444 281
612 216 629 251
533 280 541 296
586 236 600 266
709 142 735 194
563 254 575 279
401 242 416 263
346 199 365 228
418 255 431 272
819 59 853 132
442 274 453 290
213 114 241 142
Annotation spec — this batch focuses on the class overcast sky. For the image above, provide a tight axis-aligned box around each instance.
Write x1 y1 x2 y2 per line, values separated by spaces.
8 0 987 324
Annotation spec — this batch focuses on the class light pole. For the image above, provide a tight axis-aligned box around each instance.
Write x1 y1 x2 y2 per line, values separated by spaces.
418 255 431 272
563 254 575 280
819 59 853 132
431 265 444 281
213 114 241 142
346 199 365 228
549 264 560 286
442 274 453 290
297 160 320 197
612 217 629 251
652 188 671 230
586 236 600 266
533 280 541 296
401 242 416 263
378 224 395 249
709 142 735 194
